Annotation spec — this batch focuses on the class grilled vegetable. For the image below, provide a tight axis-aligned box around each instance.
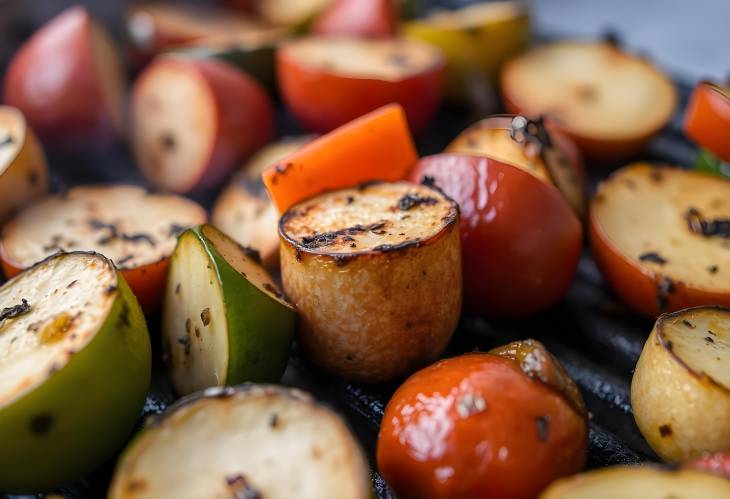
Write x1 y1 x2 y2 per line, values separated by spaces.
3 6 125 145
162 225 295 396
131 56 274 193
540 466 730 499
684 81 730 163
696 148 730 180
404 1 530 102
313 0 398 38
263 104 417 213
378 341 587 499
0 185 206 313
501 41 677 161
277 37 445 133
279 181 461 382
447 115 587 218
632 306 730 462
589 164 730 316
0 252 151 492
0 106 48 222
108 385 370 499
256 0 331 28
213 136 313 268
410 154 582 318
684 452 730 479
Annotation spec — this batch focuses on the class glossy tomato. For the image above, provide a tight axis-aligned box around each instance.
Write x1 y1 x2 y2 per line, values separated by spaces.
410 153 582 318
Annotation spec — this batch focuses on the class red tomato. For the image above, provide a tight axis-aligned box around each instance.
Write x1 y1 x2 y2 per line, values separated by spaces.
684 452 730 479
313 0 398 39
377 351 587 499
409 154 582 318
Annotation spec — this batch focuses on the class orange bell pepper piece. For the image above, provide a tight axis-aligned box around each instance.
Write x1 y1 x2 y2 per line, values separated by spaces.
262 104 418 213
684 81 730 163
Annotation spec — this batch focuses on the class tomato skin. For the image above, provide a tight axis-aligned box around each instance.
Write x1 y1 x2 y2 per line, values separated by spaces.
409 154 582 318
277 44 444 134
313 0 398 39
684 452 730 479
377 353 587 499
684 82 730 163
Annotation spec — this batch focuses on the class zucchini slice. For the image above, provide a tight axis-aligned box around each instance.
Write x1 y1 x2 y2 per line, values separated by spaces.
0 252 150 492
163 225 295 396
108 385 371 499
280 180 461 382
632 306 730 462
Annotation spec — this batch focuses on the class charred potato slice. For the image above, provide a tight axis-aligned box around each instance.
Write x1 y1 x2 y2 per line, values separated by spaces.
280 181 461 382
0 106 48 222
108 385 370 499
0 252 150 492
540 466 730 499
632 306 730 462
589 164 730 316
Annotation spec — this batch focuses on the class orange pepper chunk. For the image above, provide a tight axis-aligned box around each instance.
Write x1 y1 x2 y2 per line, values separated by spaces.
262 104 418 213
684 82 730 163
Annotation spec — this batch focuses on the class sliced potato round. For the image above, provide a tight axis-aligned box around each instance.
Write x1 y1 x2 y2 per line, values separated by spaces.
0 252 150 492
257 0 331 27
0 106 48 222
163 225 295 396
540 466 730 499
589 164 730 316
632 306 730 462
212 136 313 268
501 42 677 160
280 181 461 382
108 384 370 499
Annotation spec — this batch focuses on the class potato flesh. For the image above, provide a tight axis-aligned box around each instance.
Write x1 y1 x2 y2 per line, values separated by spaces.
661 308 730 390
592 164 730 291
423 1 525 28
503 43 675 139
164 233 229 395
132 61 216 192
109 388 369 499
1 185 205 270
0 253 116 407
281 38 443 82
129 4 260 41
541 467 730 499
281 181 456 253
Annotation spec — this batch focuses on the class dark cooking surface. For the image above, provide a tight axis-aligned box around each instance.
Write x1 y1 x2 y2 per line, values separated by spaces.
0 2 705 498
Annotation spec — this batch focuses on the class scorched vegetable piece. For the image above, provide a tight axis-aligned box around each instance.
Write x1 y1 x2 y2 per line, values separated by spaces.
279 181 461 382
162 225 295 396
632 306 730 463
684 81 730 165
447 114 587 219
0 185 206 313
410 153 582 318
377 340 588 499
3 6 126 144
262 104 417 213
313 0 398 39
501 41 677 161
213 136 314 268
108 385 371 499
0 252 151 492
589 164 730 317
277 37 445 133
0 106 48 222
131 56 274 193
540 466 730 499
403 1 530 102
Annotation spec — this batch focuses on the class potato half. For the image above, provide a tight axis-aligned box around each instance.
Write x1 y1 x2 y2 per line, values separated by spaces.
0 252 150 492
632 306 730 462
540 466 730 499
589 164 730 316
280 181 461 382
0 106 48 222
108 384 370 499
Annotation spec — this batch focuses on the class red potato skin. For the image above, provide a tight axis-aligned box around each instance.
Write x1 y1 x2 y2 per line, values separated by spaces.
313 0 398 39
684 453 730 479
410 154 582 318
377 353 587 499
132 58 274 192
277 47 444 134
2 257 167 315
588 211 730 317
3 6 122 144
